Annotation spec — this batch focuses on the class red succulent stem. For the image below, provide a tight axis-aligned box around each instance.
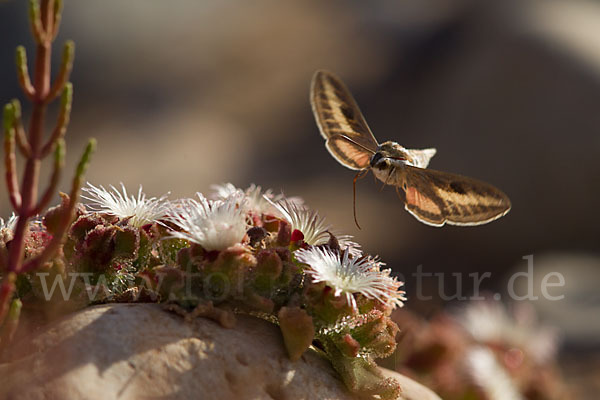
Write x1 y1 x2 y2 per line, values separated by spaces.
7 37 51 271
0 0 55 324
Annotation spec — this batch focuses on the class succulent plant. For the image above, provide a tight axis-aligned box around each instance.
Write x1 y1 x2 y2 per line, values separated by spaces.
2 181 407 398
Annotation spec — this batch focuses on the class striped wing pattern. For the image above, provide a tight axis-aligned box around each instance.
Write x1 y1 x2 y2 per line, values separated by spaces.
325 135 374 170
310 70 379 157
399 166 511 226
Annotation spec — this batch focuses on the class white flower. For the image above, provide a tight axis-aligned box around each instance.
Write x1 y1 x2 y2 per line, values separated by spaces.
0 213 17 231
82 182 169 228
166 192 248 251
211 182 303 216
294 247 405 310
465 346 524 400
210 183 241 199
268 198 361 256
0 213 18 238
456 300 558 364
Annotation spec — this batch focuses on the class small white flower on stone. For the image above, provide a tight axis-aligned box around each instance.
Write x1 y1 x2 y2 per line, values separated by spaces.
294 247 405 310
456 300 558 364
465 346 524 400
268 198 361 256
82 182 169 228
456 300 558 363
166 192 248 251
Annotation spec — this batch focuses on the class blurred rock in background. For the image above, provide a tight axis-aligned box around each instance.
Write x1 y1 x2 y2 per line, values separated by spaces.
1 0 599 395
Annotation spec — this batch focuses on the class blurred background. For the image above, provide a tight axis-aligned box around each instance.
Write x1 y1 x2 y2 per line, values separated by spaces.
1 0 599 396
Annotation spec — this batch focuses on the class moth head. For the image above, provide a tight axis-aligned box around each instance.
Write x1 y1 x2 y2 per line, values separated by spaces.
370 141 409 169
369 152 390 170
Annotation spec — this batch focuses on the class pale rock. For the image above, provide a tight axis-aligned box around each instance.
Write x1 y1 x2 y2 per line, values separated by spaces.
0 304 440 400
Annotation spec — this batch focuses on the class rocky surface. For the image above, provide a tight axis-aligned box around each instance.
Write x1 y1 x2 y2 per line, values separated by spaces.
0 304 440 400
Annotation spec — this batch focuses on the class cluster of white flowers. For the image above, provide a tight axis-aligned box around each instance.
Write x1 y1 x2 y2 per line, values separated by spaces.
212 183 361 256
210 183 298 216
82 183 169 228
81 182 406 310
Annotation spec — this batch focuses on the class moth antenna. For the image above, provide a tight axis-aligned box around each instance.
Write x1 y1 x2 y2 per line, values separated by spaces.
353 169 368 229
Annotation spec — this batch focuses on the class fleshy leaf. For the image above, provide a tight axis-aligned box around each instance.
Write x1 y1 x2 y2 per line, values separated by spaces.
278 306 315 361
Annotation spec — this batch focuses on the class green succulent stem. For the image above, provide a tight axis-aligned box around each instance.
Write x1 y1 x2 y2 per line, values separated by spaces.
15 47 35 99
74 138 96 183
51 0 63 39
32 139 65 216
10 99 32 157
22 139 95 274
41 82 72 157
28 0 46 44
3 104 21 210
46 41 74 103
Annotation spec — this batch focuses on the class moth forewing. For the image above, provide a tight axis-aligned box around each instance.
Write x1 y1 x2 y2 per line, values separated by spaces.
310 70 379 152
